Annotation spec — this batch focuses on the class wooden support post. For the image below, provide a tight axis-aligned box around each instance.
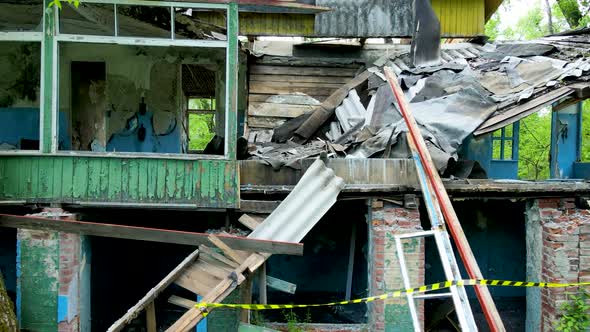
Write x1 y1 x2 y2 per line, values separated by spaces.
146 301 157 332
259 263 267 305
41 0 57 153
345 221 356 301
240 274 253 323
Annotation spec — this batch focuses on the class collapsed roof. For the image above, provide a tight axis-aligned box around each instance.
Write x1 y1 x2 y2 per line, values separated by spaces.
246 30 590 173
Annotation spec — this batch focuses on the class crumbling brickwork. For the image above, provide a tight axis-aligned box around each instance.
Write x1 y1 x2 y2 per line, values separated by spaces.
368 199 424 332
17 208 89 332
531 198 590 332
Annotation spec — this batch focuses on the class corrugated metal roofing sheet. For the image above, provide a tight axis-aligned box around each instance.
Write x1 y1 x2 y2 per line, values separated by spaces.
335 89 366 132
249 159 345 243
314 0 414 37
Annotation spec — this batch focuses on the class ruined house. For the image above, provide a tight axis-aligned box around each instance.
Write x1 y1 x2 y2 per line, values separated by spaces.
0 0 589 332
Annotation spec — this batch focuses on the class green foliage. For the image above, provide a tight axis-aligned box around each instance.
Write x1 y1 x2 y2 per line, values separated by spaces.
282 309 312 332
513 6 546 40
188 113 215 151
580 100 590 161
48 0 79 9
518 111 552 180
555 290 590 332
485 13 501 41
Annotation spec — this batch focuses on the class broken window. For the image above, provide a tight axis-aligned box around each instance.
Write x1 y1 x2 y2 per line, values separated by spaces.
0 0 43 32
0 42 41 151
518 110 552 180
491 122 519 161
579 100 590 162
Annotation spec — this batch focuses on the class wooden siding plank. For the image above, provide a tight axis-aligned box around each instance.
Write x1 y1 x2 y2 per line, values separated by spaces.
165 160 176 201
248 117 288 129
51 158 63 199
192 161 201 202
250 65 358 77
147 159 158 201
120 159 130 201
73 158 89 200
19 158 32 198
128 159 139 201
249 83 336 96
107 158 122 202
250 75 351 84
209 161 219 205
217 161 226 206
0 158 5 198
156 160 166 200
99 158 109 200
2 159 17 199
175 161 185 200
138 159 149 201
38 157 53 199
248 103 315 118
199 161 210 203
62 157 74 199
248 94 327 103
30 158 40 200
183 162 193 201
87 159 100 199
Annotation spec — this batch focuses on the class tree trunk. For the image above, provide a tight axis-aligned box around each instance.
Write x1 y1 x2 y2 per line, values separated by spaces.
556 0 583 28
544 0 554 34
0 271 17 332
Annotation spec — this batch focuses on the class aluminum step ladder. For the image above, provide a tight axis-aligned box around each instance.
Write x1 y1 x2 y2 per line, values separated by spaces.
395 229 478 331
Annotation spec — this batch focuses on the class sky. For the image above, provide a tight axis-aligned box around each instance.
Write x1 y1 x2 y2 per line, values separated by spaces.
496 0 545 30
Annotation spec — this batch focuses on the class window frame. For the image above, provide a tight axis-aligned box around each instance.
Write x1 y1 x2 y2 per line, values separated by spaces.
0 0 238 160
187 96 217 153
491 122 520 161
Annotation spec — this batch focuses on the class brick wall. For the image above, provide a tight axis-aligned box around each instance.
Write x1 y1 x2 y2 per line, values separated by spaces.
531 198 590 332
368 199 424 332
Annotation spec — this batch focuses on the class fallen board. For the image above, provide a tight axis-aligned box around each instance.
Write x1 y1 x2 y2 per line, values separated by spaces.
0 214 303 256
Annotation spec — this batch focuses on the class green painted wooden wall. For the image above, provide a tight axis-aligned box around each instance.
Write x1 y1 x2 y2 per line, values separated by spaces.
0 156 239 208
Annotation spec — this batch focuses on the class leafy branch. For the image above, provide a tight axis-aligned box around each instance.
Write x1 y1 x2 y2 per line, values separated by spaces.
48 0 80 9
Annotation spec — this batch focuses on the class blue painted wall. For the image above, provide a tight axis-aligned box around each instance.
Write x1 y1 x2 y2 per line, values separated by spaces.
461 129 519 179
106 111 181 153
550 102 582 179
0 108 71 150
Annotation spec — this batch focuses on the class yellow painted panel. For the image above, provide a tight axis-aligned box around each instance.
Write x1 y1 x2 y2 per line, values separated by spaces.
432 0 485 36
194 12 315 36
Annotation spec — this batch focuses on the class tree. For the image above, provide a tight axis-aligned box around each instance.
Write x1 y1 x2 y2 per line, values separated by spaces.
556 0 585 28
545 0 555 34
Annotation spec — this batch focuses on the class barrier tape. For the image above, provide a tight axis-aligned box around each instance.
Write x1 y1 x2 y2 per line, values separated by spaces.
196 279 590 314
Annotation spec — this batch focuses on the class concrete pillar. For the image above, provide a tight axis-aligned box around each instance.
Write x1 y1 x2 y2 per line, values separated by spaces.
368 199 424 332
17 209 90 332
526 198 590 332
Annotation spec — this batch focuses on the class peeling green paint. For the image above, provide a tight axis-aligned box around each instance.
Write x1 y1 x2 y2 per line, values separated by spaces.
0 156 239 208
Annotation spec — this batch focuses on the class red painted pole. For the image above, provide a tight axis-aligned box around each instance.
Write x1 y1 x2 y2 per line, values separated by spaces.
383 67 505 332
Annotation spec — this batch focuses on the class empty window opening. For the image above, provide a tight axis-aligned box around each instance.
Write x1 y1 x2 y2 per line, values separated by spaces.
188 97 216 152
580 100 590 162
0 41 41 151
518 109 552 180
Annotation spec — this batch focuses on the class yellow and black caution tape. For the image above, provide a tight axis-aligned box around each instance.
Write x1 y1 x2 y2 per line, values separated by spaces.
196 279 590 314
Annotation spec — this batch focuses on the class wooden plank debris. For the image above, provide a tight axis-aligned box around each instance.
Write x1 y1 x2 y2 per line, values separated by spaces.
168 295 196 310
208 234 249 264
107 250 200 332
146 302 157 332
0 214 303 256
266 275 296 294
238 214 263 231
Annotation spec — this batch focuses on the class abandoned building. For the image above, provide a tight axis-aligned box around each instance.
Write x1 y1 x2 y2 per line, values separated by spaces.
1 0 590 331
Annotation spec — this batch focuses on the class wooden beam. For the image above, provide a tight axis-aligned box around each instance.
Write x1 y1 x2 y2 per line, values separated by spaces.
168 295 196 310
345 221 356 301
238 214 262 231
146 302 157 332
259 263 267 304
208 234 248 264
266 275 296 295
107 250 200 332
0 214 303 256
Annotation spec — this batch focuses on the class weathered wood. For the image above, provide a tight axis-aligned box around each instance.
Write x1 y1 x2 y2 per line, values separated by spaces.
199 245 240 268
146 302 157 332
259 263 267 304
250 65 358 77
166 253 266 332
249 83 337 96
208 234 248 264
248 117 287 129
248 103 315 118
168 295 196 310
239 201 281 214
250 74 352 84
266 275 296 294
107 250 199 332
238 214 263 231
249 94 327 103
0 214 304 256
294 71 371 141
345 221 356 301
175 266 219 295
240 275 253 323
